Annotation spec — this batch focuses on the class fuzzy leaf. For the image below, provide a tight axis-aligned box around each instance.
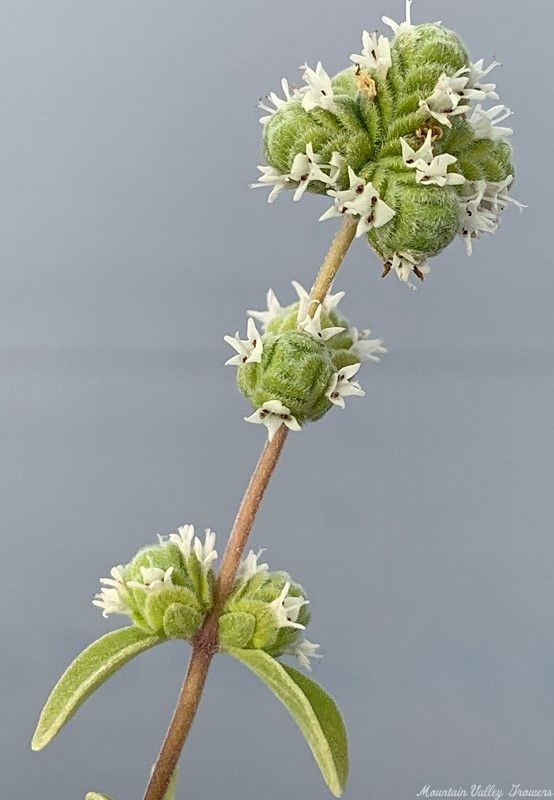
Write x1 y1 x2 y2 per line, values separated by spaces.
228 648 348 797
162 603 202 639
218 612 256 649
32 627 162 751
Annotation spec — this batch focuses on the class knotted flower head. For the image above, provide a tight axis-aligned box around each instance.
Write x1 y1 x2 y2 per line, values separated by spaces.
252 1 523 288
219 549 321 671
93 524 218 640
224 283 386 440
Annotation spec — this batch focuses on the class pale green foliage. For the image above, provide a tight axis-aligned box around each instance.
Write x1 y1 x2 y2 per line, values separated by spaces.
263 23 514 266
108 536 215 640
32 628 161 750
228 648 348 797
220 569 310 655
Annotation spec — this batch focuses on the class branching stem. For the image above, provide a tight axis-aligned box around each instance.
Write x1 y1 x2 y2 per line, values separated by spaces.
142 216 357 800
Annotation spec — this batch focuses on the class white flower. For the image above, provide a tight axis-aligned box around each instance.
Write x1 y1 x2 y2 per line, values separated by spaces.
292 280 345 325
193 529 218 572
481 176 526 213
413 153 465 186
349 327 387 362
93 565 131 618
165 524 195 558
326 363 365 408
224 319 263 366
300 62 336 113
319 167 395 236
328 151 346 187
382 0 414 35
163 524 218 572
269 581 307 630
384 251 430 290
350 31 392 78
250 165 290 203
419 73 470 127
258 78 301 125
468 104 513 141
458 182 498 256
464 58 500 100
401 131 464 185
247 289 283 329
289 142 335 201
290 639 322 671
298 304 345 341
244 400 302 441
235 548 269 584
400 130 434 166
127 566 174 594
458 177 525 256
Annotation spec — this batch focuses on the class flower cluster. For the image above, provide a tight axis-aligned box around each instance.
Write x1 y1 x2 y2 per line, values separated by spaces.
94 532 321 671
252 0 522 287
93 524 218 639
225 284 386 440
219 549 321 671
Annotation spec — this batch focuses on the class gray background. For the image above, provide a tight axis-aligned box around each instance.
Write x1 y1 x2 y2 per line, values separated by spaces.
1 1 551 798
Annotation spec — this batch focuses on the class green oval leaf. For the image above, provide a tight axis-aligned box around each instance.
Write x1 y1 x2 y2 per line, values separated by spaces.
32 627 162 751
218 612 256 649
227 648 348 797
162 603 202 639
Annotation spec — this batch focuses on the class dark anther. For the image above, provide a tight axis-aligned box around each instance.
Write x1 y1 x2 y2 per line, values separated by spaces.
413 266 425 282
382 262 392 278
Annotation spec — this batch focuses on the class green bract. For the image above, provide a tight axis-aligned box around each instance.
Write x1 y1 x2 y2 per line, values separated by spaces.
219 568 310 657
239 330 342 424
92 525 217 640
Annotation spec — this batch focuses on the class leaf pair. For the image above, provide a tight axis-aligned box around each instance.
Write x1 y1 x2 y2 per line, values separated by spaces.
33 628 348 797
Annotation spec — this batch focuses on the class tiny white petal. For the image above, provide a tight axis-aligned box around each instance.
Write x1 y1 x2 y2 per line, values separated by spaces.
224 319 263 367
326 363 366 408
235 548 269 584
300 61 336 113
291 639 322 671
350 31 392 78
245 401 301 441
248 289 283 328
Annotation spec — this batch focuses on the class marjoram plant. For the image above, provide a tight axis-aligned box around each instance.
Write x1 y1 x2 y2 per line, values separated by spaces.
32 3 523 798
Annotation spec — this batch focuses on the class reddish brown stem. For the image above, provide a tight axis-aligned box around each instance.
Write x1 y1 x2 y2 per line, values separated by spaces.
143 428 288 800
142 217 356 800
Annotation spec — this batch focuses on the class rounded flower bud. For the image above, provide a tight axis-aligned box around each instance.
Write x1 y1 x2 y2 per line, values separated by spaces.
238 331 336 424
252 2 522 288
225 284 387 439
93 524 218 640
218 550 320 671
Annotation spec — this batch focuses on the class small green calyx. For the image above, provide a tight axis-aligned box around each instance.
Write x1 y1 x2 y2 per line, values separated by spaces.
219 551 318 670
93 524 218 641
239 330 335 424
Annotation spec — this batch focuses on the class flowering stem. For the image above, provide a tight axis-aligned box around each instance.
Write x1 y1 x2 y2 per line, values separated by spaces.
309 216 357 313
142 217 356 800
